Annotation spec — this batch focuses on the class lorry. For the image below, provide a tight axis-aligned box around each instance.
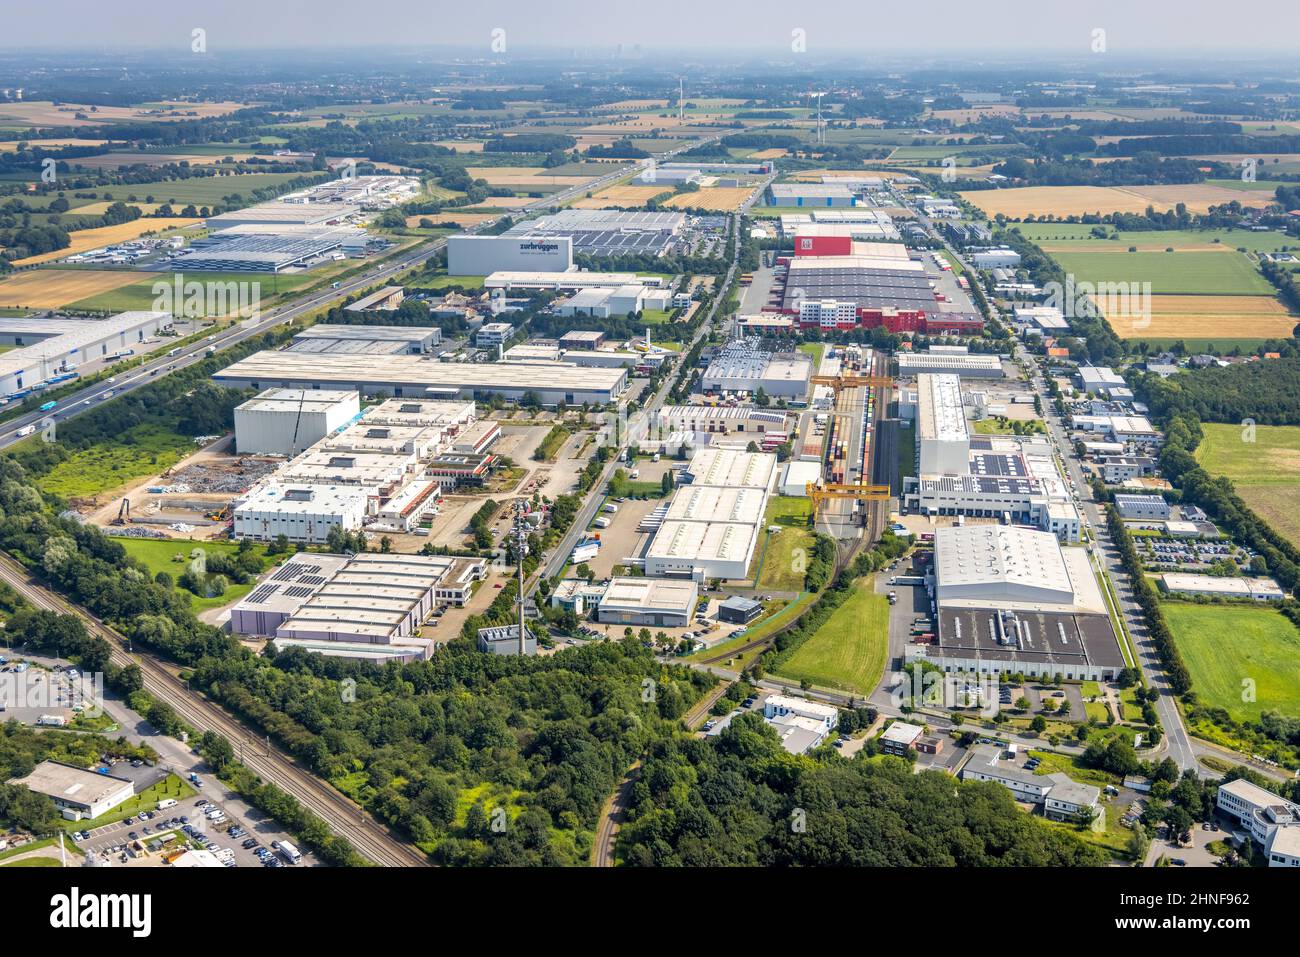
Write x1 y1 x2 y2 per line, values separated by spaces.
39 400 56 412
277 840 302 864
15 425 36 438
593 516 612 529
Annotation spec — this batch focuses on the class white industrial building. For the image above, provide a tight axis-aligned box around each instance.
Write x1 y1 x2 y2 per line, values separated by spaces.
917 374 970 475
701 341 812 399
1114 493 1170 520
447 234 574 275
289 325 441 355
0 312 173 397
909 524 1126 681
233 388 360 456
8 761 135 821
483 270 666 292
475 322 516 348
1160 574 1285 601
896 353 1004 379
644 447 777 581
267 553 484 662
969 248 1022 269
233 483 370 543
1076 365 1127 396
212 352 628 406
596 577 699 627
1013 305 1069 331
554 284 672 318
763 694 839 754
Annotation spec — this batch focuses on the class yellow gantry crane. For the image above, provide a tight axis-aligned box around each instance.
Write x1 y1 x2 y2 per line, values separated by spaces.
805 482 892 516
810 373 893 396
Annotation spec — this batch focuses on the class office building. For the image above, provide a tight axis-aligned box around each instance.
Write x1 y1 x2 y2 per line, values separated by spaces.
597 578 699 627
8 761 135 821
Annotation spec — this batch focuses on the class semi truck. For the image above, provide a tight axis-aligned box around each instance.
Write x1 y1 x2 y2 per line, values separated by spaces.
277 840 302 864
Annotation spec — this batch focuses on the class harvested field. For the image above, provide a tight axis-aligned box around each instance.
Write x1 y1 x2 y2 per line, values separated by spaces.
465 166 591 187
0 100 246 129
0 269 143 309
64 152 252 169
749 148 787 160
11 218 200 266
461 196 536 209
405 212 497 227
429 140 484 152
0 137 110 151
1104 295 1297 340
961 184 1274 220
662 186 756 211
570 184 671 209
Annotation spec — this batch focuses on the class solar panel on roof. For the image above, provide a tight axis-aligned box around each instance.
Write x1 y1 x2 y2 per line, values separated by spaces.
245 584 281 605
283 585 317 599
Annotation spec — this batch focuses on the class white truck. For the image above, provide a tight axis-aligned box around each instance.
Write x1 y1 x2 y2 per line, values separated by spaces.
594 516 612 529
15 425 36 438
277 840 302 864
602 503 619 514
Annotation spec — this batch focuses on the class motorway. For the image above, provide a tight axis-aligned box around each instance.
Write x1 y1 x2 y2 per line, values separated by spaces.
0 144 710 452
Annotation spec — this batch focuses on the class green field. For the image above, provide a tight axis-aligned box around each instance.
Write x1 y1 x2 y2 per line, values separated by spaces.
1196 422 1300 549
111 536 273 610
71 172 321 208
66 269 316 314
60 774 195 832
797 341 825 368
1164 602 1300 722
1015 224 1300 256
774 588 889 695
36 423 195 499
1047 250 1275 296
751 496 815 591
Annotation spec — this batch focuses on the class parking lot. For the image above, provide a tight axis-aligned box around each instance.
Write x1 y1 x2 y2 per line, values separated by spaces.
77 790 315 868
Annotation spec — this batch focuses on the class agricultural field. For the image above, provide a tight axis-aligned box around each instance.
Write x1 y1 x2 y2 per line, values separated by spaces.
66 268 312 315
1047 250 1274 296
571 185 671 209
57 171 320 208
62 151 254 169
1102 295 1297 342
662 187 758 211
1196 423 1300 549
34 423 197 501
464 166 592 189
405 212 498 228
774 588 890 695
0 137 110 151
1017 225 1300 255
10 218 201 266
0 100 247 129
1163 602 1300 722
750 496 815 592
960 183 1274 220
0 269 143 309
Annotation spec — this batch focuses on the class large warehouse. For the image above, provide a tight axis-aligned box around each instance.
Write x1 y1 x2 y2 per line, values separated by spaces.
233 483 370 543
446 234 575 275
500 209 687 258
700 340 811 399
0 311 173 397
909 525 1126 681
781 251 935 313
212 352 627 405
917 374 970 475
896 352 1005 379
644 447 777 580
232 552 486 662
234 388 361 455
288 325 442 355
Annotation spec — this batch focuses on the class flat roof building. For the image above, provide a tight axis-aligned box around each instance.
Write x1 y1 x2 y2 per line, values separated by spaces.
233 483 370 544
897 353 1004 379
289 325 441 355
918 374 970 475
0 311 173 397
212 352 627 406
597 577 699 628
233 388 360 456
1160 574 1285 601
8 760 135 821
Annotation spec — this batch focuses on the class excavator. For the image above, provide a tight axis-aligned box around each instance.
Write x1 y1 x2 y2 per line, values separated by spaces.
110 498 132 526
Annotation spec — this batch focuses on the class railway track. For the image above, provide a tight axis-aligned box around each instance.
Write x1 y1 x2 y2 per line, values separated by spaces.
0 553 428 867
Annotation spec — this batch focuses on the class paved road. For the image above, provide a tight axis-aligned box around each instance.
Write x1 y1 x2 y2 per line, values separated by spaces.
923 216 1201 774
0 143 713 452
0 552 425 866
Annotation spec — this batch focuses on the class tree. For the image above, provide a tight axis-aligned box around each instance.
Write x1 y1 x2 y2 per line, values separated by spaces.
1030 715 1048 733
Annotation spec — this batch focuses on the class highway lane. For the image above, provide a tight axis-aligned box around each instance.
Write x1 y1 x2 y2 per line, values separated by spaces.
0 143 712 451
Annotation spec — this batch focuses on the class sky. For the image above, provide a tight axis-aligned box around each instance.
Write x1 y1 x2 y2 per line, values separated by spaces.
6 0 1300 56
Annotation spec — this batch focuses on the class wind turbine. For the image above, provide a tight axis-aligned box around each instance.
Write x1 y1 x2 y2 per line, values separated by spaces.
806 91 826 146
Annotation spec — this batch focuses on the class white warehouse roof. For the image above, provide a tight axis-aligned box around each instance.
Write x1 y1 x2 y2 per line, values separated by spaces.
935 525 1075 605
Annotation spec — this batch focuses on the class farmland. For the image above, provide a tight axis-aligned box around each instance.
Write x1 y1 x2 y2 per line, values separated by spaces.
1016 224 1300 256
10 217 201 266
662 187 759 211
773 588 890 695
1047 250 1274 296
960 183 1275 220
66 269 314 315
0 269 143 309
1103 295 1297 342
1196 423 1300 549
1163 602 1300 722
571 184 671 209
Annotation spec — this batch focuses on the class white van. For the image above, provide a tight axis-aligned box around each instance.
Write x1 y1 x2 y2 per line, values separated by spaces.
157 799 178 810
594 516 612 529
